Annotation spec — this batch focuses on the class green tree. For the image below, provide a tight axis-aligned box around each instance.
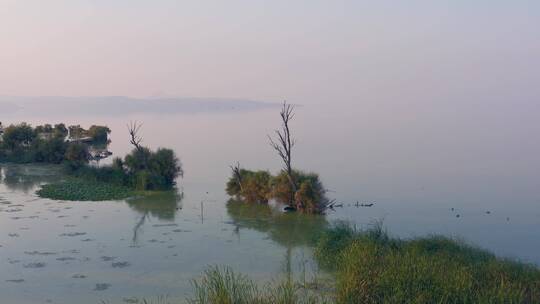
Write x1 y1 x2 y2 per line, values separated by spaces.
87 125 111 143
64 142 90 169
2 123 36 150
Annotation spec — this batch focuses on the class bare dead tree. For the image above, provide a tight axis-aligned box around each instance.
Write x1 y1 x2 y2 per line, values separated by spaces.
127 121 144 152
230 162 244 193
269 101 297 204
127 121 148 169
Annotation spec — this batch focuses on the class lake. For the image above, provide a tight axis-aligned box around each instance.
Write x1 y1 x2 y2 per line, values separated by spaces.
1 99 539 303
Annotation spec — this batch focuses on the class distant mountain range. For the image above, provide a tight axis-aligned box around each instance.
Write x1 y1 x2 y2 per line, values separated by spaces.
0 96 280 116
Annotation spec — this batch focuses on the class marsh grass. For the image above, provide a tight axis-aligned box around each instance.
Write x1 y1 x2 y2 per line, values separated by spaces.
101 223 540 304
315 223 540 304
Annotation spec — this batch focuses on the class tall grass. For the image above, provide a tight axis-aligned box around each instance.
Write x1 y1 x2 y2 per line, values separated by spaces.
315 223 540 304
188 266 330 304
101 224 540 304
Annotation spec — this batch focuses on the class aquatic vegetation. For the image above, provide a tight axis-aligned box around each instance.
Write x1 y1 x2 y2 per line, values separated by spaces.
314 223 540 304
36 179 133 201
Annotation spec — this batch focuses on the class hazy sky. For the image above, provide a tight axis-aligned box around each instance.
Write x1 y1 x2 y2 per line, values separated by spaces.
1 1 539 106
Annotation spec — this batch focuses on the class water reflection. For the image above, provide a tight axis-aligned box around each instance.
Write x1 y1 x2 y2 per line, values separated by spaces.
126 191 183 220
0 164 61 193
126 190 184 243
226 199 328 248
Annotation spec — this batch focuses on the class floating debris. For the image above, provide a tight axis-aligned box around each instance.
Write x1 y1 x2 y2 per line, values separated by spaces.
56 257 77 262
172 229 192 233
100 256 117 262
23 262 46 268
59 232 87 237
24 250 57 256
93 283 111 291
6 279 25 283
111 261 131 268
72 274 87 279
152 223 178 227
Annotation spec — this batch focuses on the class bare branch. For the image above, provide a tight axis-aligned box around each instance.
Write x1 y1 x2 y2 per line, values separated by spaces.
230 162 243 192
127 121 144 152
268 101 297 205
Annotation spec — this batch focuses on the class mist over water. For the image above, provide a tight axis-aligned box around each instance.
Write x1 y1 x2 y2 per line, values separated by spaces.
0 99 539 303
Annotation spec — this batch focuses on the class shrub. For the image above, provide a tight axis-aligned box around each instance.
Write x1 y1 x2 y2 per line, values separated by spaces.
2 123 36 150
226 169 327 213
272 171 326 213
64 142 91 169
226 169 272 203
30 137 68 164
124 147 183 190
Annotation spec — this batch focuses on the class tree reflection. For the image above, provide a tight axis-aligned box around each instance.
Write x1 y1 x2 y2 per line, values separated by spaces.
126 190 184 243
226 199 328 279
0 164 62 193
226 199 328 249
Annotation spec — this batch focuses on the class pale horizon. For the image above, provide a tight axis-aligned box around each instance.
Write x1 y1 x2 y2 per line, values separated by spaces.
1 1 539 107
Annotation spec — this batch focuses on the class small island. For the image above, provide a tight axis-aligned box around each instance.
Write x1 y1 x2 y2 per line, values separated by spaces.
226 102 329 214
0 121 182 201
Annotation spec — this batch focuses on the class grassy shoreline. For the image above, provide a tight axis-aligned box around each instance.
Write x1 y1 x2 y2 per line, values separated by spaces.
186 223 540 304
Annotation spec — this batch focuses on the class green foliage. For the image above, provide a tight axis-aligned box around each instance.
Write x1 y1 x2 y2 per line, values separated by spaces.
64 142 91 169
53 123 68 138
37 179 133 201
0 122 98 165
68 125 86 139
30 137 67 164
87 125 111 143
314 223 540 304
226 169 326 213
226 169 272 203
124 147 183 190
2 123 36 150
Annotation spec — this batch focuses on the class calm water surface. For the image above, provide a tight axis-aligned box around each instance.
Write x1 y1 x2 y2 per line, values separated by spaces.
1 104 539 303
